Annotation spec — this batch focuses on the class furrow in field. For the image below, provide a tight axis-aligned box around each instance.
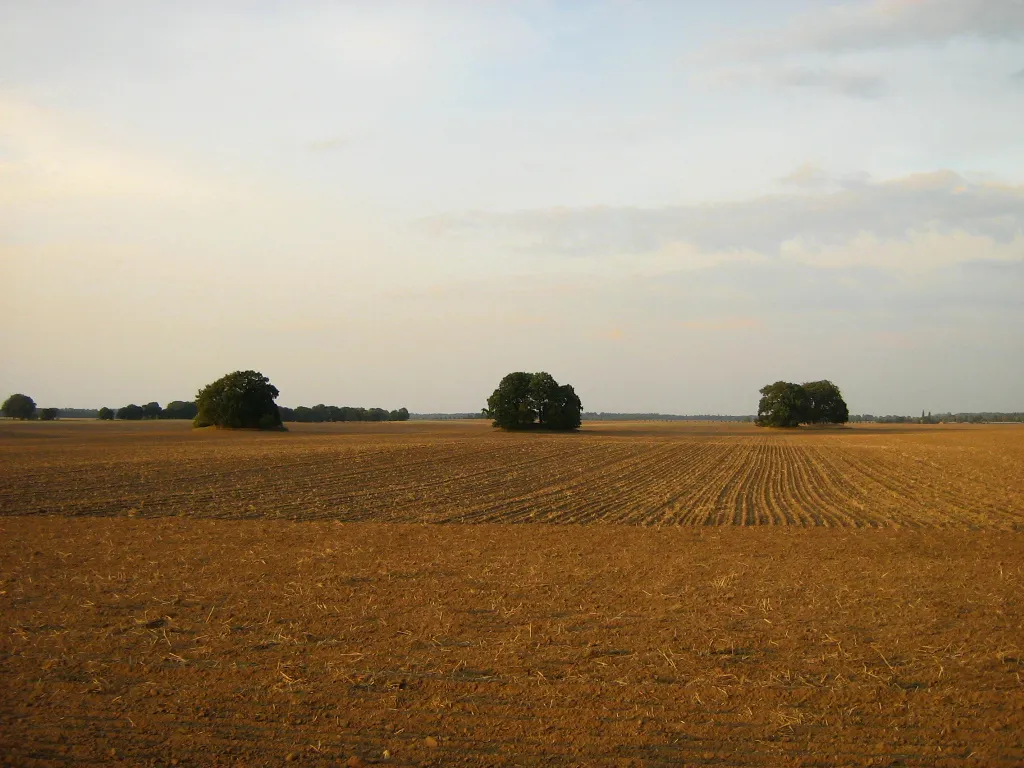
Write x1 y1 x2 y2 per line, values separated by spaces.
412 442 635 524
583 439 748 525
754 442 783 525
822 448 944 528
706 438 767 525
557 442 720 525
449 443 684 524
642 441 735 526
787 440 861 527
772 442 818 526
675 442 752 525
260 440 607 523
801 445 892 528
421 442 633 524
774 441 831 526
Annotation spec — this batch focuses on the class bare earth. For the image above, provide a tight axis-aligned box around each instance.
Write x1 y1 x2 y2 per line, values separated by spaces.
1 420 1022 766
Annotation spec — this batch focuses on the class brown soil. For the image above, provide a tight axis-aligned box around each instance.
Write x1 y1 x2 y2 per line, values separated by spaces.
1 421 1022 766
1 420 1022 528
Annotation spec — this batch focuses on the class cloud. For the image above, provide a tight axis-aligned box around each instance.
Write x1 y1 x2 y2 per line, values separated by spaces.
781 229 1024 272
695 0 1024 96
707 65 885 98
725 0 1024 59
773 66 885 98
777 163 871 189
418 170 1024 272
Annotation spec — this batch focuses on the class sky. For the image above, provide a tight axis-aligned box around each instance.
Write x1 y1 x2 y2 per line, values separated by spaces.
2 0 1023 415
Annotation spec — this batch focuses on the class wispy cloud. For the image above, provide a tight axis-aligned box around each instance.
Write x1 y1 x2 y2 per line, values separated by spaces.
723 0 1024 58
696 0 1024 97
777 163 871 190
773 66 885 98
418 170 1024 272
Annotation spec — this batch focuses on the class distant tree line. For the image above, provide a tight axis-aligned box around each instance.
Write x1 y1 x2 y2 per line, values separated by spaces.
584 412 755 422
850 412 1024 424
278 404 410 422
107 401 199 420
1 395 63 422
756 380 849 428
58 408 100 419
409 412 489 420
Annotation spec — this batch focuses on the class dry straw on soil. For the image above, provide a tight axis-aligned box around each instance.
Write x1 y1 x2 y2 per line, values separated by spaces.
1 420 1022 766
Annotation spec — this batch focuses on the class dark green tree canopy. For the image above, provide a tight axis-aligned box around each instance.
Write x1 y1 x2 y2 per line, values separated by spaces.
194 370 282 429
486 372 538 430
2 393 36 420
97 407 115 421
117 404 144 420
39 408 59 421
802 380 850 425
141 402 162 420
161 400 198 420
486 372 582 431
756 380 848 427
277 404 409 423
545 384 583 430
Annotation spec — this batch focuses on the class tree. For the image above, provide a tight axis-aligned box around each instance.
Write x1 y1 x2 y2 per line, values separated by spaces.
161 400 198 420
801 380 849 425
39 408 59 421
545 384 583 430
756 382 810 427
194 370 282 429
486 372 536 429
2 394 36 420
368 408 390 422
141 401 162 420
528 372 560 427
756 380 849 427
98 407 115 421
117 404 144 420
486 372 582 430
389 407 410 422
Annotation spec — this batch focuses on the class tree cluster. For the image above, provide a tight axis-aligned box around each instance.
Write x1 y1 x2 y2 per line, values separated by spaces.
278 405 410 423
584 412 754 422
2 394 37 420
109 400 198 420
849 411 1024 424
485 372 582 431
756 380 849 427
194 370 282 429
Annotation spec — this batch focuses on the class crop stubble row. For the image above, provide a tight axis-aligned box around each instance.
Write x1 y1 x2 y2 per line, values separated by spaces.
0 421 1021 528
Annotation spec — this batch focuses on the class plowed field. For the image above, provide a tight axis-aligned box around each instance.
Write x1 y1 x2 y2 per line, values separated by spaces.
1 420 1022 528
1 420 1023 767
